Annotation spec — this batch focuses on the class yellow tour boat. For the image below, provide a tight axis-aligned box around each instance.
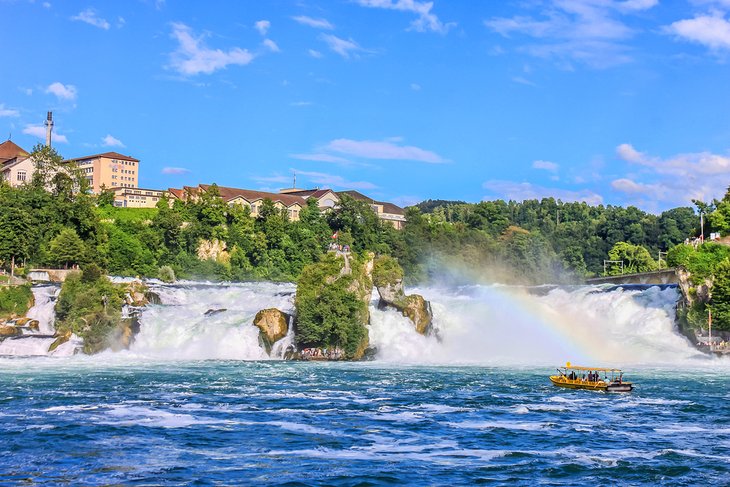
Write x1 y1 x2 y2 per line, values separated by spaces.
550 362 634 392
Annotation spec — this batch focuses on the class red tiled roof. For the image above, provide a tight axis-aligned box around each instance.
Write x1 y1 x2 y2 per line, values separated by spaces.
167 188 184 199
0 140 29 163
337 190 405 215
284 188 337 199
66 151 139 163
198 184 307 207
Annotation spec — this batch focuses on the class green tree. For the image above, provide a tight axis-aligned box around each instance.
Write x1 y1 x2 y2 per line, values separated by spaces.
710 259 730 331
50 228 87 268
607 242 657 275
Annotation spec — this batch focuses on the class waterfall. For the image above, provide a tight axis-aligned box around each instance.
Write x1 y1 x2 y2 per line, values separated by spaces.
1 281 710 364
127 282 296 360
368 284 706 366
0 285 81 357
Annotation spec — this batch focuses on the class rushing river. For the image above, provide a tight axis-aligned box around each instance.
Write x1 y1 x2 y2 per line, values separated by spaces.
1 361 729 485
1 282 728 484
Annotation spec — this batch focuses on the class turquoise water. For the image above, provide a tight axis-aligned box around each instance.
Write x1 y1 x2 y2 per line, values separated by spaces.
1 360 729 485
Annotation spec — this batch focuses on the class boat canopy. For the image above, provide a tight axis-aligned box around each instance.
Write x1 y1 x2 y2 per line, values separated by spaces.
560 363 622 372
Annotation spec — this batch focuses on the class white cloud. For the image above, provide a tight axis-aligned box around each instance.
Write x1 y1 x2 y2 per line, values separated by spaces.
262 39 280 52
71 8 110 30
290 153 351 164
290 101 313 107
292 15 334 30
616 142 646 163
532 159 559 171
484 0 658 68
295 170 378 190
613 143 730 207
512 76 536 86
46 82 77 101
162 167 191 175
666 12 730 51
410 83 421 91
102 134 125 147
308 49 323 58
325 138 448 163
23 124 68 143
43 2 51 8
611 178 664 195
169 22 254 76
0 104 19 117
357 0 455 34
254 20 270 36
319 34 366 59
483 180 603 205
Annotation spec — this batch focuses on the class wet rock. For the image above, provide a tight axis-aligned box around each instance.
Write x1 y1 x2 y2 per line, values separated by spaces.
0 324 21 337
124 280 149 307
204 308 227 317
253 308 289 354
48 330 72 353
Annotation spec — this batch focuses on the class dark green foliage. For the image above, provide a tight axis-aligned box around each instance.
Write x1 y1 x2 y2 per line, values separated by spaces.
607 242 657 275
710 259 730 331
81 263 103 283
54 273 125 354
0 284 33 319
295 253 369 358
372 255 404 288
49 228 87 268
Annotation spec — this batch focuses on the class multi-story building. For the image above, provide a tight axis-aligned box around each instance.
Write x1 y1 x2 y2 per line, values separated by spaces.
66 151 139 193
112 187 166 208
0 140 34 187
168 183 407 228
283 188 406 229
169 184 309 220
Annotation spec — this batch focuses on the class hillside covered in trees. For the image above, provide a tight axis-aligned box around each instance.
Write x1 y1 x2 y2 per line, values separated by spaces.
0 145 711 286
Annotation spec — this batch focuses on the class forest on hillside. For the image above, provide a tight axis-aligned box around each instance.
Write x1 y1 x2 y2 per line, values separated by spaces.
0 145 717 286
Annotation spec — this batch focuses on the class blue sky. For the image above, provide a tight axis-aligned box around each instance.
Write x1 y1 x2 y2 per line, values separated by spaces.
2 0 730 212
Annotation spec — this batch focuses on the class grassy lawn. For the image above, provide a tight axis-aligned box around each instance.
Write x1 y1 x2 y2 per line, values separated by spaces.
96 206 159 224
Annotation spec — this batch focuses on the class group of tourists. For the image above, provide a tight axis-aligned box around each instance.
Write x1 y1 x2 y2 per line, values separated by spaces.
328 242 351 253
300 347 344 360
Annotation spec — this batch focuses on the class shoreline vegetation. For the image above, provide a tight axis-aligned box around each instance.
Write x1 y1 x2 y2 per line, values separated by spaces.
2 144 730 355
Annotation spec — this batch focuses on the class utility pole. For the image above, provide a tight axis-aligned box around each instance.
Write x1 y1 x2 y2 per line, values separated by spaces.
700 211 705 243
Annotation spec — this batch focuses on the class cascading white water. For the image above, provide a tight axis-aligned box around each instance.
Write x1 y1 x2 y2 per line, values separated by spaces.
27 285 59 335
0 285 81 357
126 282 296 360
368 284 708 366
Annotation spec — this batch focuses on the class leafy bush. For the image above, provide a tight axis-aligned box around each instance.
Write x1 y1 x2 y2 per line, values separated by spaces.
55 273 125 354
158 265 176 283
0 285 33 319
295 253 369 358
372 255 404 288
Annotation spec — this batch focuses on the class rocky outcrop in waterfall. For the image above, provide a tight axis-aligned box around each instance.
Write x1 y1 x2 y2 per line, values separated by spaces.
294 251 374 360
373 255 434 336
253 308 289 354
675 266 715 346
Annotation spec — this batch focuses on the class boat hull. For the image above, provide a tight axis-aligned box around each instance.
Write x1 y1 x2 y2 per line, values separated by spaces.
550 376 607 390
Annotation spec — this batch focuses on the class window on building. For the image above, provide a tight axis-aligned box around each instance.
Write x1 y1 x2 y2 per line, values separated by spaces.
17 170 26 182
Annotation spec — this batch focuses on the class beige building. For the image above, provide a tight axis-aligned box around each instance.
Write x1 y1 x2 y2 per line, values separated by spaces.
169 183 407 228
0 140 34 187
66 151 139 193
169 184 309 220
112 187 166 208
284 188 406 229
